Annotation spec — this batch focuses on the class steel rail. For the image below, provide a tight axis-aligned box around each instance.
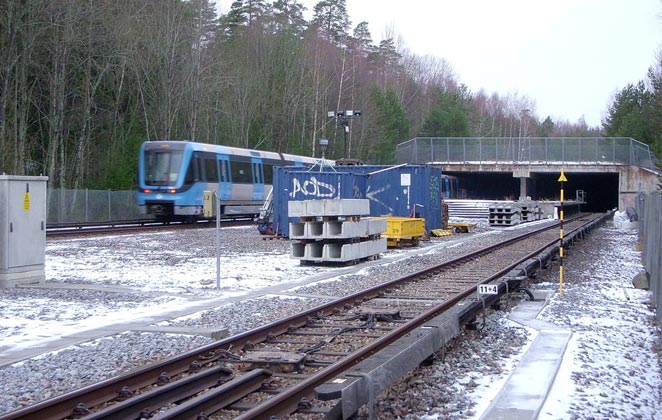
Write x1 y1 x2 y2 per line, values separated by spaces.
46 219 253 237
80 365 235 419
232 214 603 419
151 369 272 420
0 214 599 420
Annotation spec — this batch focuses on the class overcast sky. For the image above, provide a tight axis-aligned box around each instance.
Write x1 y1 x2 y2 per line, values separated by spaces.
215 0 662 128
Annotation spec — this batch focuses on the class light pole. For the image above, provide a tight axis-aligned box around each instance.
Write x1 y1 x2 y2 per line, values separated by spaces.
319 138 328 159
518 108 530 162
328 110 361 159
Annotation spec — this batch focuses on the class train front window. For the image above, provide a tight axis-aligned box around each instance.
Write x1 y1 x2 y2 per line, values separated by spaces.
144 150 183 186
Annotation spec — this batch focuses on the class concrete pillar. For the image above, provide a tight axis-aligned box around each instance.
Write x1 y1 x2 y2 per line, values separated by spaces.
513 168 530 201
519 177 528 201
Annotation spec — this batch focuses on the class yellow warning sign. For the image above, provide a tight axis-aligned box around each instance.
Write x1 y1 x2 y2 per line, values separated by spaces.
23 192 30 211
558 169 567 182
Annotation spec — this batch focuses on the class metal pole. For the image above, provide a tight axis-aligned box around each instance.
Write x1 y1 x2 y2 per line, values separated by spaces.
558 169 567 297
216 191 221 289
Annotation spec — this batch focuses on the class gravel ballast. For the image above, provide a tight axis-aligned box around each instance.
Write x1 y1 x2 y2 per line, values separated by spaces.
0 220 659 419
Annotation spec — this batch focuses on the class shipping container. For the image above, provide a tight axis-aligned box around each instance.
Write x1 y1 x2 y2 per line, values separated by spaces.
272 165 442 237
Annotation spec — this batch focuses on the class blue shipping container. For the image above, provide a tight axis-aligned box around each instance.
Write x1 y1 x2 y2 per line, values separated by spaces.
273 165 442 237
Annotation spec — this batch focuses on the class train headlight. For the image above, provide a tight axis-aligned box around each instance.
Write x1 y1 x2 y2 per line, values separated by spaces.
168 189 177 194
143 189 152 193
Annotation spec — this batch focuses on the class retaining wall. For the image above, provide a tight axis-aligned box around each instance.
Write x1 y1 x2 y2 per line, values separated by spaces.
638 192 662 319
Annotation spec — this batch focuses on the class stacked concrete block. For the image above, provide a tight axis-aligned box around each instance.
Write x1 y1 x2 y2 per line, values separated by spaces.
489 202 520 226
289 216 386 240
288 199 386 264
288 199 370 218
322 238 388 262
519 200 543 222
488 200 542 226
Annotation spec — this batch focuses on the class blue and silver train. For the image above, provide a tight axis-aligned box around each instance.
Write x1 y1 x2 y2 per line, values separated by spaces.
136 140 318 220
441 174 461 199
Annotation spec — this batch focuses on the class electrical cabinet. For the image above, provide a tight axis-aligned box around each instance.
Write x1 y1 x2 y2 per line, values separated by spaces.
0 175 48 287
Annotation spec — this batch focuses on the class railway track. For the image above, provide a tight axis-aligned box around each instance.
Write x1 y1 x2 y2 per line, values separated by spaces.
46 218 254 237
3 213 606 420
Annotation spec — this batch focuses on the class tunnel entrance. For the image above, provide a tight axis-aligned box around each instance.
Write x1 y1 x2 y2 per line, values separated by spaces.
443 170 619 212
530 172 618 212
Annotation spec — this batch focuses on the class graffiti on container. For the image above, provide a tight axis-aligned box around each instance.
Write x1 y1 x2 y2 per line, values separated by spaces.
290 176 336 198
366 185 394 213
429 175 440 210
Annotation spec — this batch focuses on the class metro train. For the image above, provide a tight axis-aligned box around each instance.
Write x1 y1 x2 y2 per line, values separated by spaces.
136 140 318 220
441 174 461 199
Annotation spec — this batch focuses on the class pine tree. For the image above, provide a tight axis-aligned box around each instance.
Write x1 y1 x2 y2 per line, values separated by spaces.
371 86 411 164
604 81 656 147
272 0 306 35
539 116 554 137
420 87 471 137
311 0 350 44
351 21 373 56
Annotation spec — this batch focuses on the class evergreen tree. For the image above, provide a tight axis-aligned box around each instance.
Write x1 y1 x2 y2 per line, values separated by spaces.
371 86 411 164
419 87 470 137
272 0 307 35
311 0 350 44
221 0 267 37
647 60 662 157
220 0 248 37
539 116 554 137
351 21 373 55
604 81 656 146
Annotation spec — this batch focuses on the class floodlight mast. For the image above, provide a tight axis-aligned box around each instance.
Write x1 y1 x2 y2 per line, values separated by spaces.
319 138 329 160
327 109 361 159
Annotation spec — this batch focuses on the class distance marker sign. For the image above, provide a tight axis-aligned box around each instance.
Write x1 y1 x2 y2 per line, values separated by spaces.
477 284 498 295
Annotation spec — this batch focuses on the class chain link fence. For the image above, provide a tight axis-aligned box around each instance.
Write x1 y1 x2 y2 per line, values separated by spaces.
637 192 662 319
47 189 145 225
396 137 657 170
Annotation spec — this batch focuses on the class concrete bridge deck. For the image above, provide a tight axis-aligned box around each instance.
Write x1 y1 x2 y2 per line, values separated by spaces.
396 137 659 211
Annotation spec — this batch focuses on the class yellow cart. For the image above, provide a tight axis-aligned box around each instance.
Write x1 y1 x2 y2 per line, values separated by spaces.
447 222 476 233
384 217 426 248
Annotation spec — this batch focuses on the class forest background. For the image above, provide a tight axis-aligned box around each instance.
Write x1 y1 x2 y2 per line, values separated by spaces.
1 0 661 190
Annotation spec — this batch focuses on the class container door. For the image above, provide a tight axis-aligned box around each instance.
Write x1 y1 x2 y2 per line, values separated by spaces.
251 158 264 200
218 156 231 200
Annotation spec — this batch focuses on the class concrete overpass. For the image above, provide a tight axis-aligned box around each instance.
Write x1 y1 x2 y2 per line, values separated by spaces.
396 137 659 211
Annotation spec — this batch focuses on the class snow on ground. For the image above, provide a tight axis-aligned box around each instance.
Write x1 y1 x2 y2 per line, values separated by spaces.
46 227 331 294
354 222 662 419
1 220 660 419
535 227 662 419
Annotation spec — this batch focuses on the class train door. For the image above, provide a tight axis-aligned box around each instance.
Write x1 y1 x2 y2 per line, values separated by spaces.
218 155 231 200
251 158 264 200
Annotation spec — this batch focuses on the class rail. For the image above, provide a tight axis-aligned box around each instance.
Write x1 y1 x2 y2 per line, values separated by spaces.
46 218 253 237
1 213 606 420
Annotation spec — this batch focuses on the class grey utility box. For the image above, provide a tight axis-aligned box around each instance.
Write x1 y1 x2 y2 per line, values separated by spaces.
0 175 48 287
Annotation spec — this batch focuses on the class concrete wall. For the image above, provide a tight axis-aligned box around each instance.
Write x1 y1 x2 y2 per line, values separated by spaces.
638 192 662 320
619 166 658 210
